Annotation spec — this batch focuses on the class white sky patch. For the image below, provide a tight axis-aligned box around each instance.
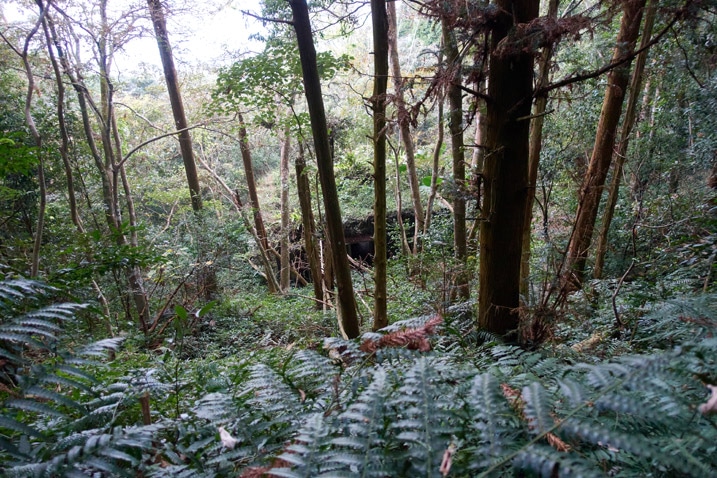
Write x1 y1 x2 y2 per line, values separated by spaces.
1 0 266 73
116 1 266 72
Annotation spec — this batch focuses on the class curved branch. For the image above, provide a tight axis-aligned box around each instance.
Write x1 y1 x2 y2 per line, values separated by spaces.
116 122 207 169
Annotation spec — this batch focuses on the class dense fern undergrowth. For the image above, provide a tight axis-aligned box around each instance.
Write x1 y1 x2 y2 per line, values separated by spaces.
1 275 716 477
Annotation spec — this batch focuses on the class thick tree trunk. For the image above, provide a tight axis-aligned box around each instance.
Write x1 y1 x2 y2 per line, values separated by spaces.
290 0 360 339
563 0 646 290
371 0 389 331
594 0 656 279
147 0 202 212
387 1 424 249
478 0 538 340
280 126 291 292
520 0 559 302
296 143 324 308
441 18 468 300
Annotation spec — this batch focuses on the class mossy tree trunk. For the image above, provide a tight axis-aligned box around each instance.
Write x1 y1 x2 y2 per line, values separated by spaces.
280 124 291 293
237 113 278 294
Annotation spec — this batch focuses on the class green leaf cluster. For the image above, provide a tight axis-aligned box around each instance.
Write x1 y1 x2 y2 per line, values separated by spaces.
212 39 351 132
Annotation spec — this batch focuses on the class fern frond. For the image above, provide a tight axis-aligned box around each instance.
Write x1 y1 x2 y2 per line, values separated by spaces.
513 444 603 478
522 382 555 436
0 279 51 305
559 420 657 460
24 385 85 412
0 415 44 439
284 350 340 403
194 392 234 422
270 413 337 477
55 364 99 383
0 332 47 350
5 398 65 417
389 357 457 477
38 372 93 393
464 372 518 472
329 366 394 476
577 362 631 389
77 337 124 357
557 378 586 407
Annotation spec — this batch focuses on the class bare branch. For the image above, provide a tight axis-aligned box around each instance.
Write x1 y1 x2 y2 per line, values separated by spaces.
116 122 208 169
241 10 294 26
538 9 682 96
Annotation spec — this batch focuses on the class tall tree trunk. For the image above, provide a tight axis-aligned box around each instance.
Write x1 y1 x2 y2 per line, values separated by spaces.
563 0 647 290
13 4 47 277
441 17 468 300
87 0 152 330
147 0 202 211
296 142 324 308
237 113 277 293
280 125 291 292
467 76 487 244
371 0 389 331
478 0 538 340
42 12 83 232
289 0 360 339
594 0 656 279
387 1 424 249
424 54 444 236
393 145 412 255
520 0 559 302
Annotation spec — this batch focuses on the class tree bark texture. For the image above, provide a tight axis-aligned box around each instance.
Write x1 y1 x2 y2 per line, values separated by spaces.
15 3 47 277
478 0 539 340
42 12 83 232
387 1 424 246
563 0 646 289
147 0 203 212
296 143 324 308
50 0 152 330
520 0 559 302
237 113 277 293
371 0 389 331
441 17 468 300
290 0 360 339
424 53 444 236
594 0 656 279
280 126 291 292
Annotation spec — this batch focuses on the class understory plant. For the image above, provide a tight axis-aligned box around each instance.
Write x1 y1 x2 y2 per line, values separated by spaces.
1 278 715 477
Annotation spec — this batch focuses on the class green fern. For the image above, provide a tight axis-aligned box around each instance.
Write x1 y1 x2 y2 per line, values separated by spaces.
387 356 459 477
271 413 337 477
329 366 396 477
463 372 519 473
0 278 132 477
